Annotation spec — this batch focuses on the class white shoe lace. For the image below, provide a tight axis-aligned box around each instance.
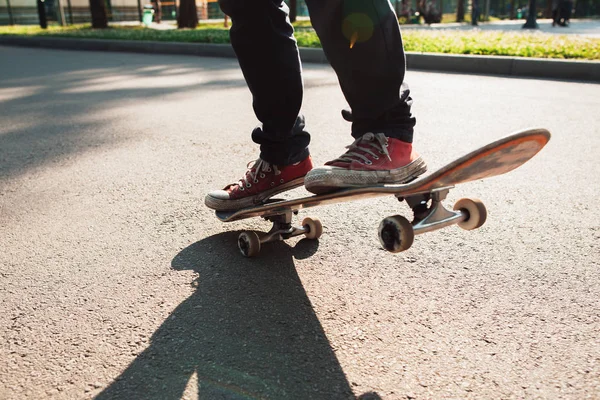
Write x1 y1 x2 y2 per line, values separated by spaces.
238 159 281 191
330 132 392 165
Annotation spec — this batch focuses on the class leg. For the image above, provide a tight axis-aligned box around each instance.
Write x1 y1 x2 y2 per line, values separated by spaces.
305 0 416 142
206 0 313 211
303 0 426 194
219 0 310 165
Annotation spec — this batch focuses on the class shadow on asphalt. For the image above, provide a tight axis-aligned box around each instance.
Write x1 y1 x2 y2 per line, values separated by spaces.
0 48 248 181
96 232 380 399
0 47 339 182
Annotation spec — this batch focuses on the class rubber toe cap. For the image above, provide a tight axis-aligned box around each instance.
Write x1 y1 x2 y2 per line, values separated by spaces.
206 190 231 201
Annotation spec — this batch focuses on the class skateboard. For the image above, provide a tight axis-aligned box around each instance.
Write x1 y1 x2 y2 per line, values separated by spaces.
216 128 551 257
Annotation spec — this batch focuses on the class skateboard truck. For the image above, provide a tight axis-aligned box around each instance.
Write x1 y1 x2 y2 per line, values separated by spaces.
379 188 488 253
408 188 470 234
237 211 323 257
238 188 487 257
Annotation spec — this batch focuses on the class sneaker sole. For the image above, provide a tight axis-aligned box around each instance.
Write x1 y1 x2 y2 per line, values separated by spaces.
305 157 428 195
205 177 306 211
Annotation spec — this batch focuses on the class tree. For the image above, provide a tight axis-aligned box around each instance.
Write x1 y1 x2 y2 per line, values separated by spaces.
89 0 108 28
509 0 516 19
36 0 48 28
522 0 539 28
471 0 479 25
456 0 465 22
545 0 553 18
178 0 198 29
417 0 426 16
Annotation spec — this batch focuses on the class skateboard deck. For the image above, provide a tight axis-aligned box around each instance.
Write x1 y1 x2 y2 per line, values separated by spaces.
215 128 551 256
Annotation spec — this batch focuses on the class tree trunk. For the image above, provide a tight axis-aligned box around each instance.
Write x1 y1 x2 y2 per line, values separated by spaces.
56 0 66 25
36 0 48 28
6 0 14 25
289 0 297 22
509 0 516 19
545 0 553 17
522 0 538 28
177 0 198 29
456 0 465 21
89 0 108 28
471 0 479 24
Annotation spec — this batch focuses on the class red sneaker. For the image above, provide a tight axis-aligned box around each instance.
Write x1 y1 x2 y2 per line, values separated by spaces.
205 156 313 211
304 132 427 194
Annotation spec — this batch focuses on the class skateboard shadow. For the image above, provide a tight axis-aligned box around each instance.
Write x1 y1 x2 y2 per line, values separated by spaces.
95 232 372 399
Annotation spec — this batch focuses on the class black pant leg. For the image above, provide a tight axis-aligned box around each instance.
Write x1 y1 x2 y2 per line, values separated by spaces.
305 0 416 142
219 0 310 165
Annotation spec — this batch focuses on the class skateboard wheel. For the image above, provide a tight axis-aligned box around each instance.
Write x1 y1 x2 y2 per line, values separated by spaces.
238 231 261 257
378 215 414 253
302 217 323 240
454 198 487 230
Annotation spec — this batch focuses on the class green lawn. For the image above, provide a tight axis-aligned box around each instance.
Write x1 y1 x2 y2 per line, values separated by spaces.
1 23 598 60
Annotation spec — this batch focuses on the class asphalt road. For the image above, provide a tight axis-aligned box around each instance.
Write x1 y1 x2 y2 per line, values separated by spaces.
0 45 599 400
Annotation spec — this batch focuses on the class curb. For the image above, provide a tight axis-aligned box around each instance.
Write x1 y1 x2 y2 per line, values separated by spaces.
1 36 598 82
403 52 600 82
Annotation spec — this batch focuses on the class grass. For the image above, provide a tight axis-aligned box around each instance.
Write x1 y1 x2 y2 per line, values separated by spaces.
402 30 600 59
1 22 598 60
0 24 232 44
